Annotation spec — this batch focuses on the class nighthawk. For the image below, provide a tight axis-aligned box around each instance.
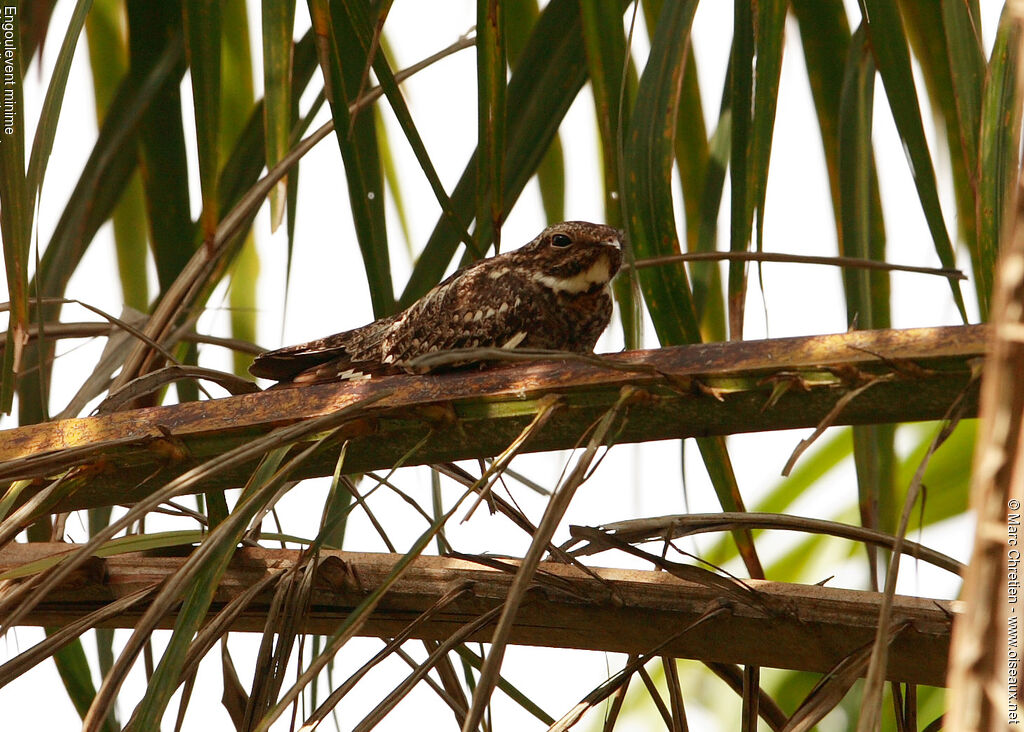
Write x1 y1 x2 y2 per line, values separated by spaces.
249 221 623 384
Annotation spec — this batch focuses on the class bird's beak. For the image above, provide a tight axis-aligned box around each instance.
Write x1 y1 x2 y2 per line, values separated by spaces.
605 230 624 250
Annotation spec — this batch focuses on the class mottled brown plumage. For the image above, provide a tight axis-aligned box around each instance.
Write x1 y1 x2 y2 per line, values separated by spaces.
250 221 623 384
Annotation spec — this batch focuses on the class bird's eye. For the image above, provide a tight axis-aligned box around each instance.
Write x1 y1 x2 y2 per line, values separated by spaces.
550 233 573 248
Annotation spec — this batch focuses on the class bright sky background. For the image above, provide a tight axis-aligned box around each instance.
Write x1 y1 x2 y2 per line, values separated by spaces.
2 1 1006 729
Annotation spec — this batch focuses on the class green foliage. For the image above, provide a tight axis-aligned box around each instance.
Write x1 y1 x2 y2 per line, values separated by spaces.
0 2 1014 730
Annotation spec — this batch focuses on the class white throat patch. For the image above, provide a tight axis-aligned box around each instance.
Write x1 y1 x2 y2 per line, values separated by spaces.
532 257 612 294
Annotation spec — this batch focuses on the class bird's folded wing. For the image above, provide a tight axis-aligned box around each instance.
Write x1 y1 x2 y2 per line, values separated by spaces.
249 316 396 381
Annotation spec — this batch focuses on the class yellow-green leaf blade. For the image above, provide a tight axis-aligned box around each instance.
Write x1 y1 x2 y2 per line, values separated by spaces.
261 0 295 232
858 0 967 320
183 0 222 243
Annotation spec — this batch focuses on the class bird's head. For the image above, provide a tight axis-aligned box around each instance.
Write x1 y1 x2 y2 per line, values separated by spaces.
512 221 623 295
